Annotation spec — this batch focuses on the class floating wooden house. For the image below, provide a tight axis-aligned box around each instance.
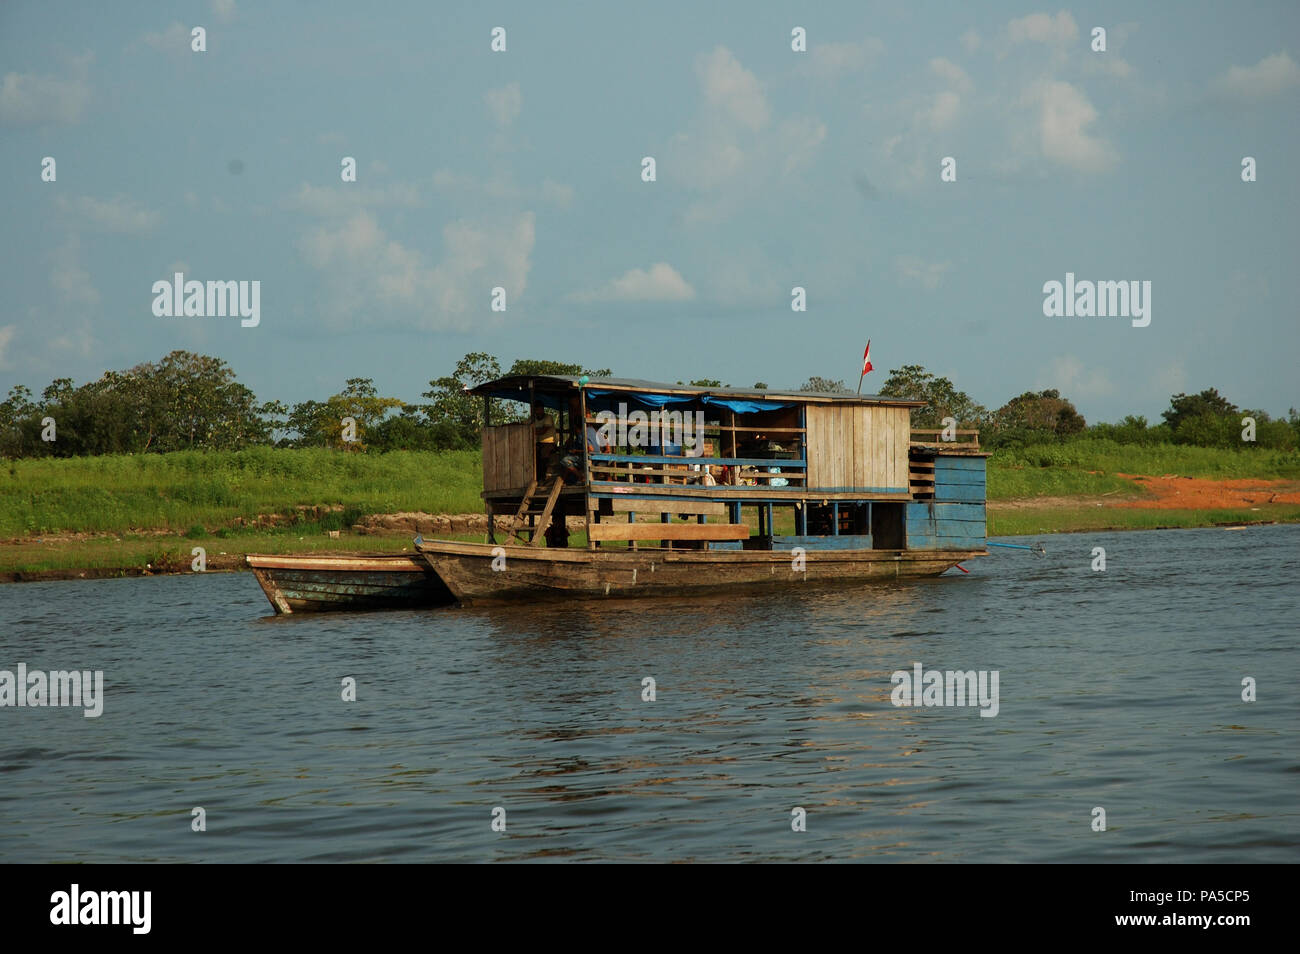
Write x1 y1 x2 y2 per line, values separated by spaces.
416 375 988 602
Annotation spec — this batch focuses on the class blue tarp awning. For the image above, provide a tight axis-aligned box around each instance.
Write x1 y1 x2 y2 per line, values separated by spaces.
584 388 792 414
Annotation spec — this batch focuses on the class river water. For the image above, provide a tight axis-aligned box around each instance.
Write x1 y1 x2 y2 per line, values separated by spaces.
2 524 1296 862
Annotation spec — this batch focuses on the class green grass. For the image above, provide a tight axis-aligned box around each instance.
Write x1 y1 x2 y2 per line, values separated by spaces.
0 527 496 575
0 447 483 538
989 504 1300 537
987 464 1137 500
989 439 1300 500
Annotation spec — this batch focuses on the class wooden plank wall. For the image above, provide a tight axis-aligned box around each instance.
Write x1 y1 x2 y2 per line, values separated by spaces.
806 405 909 491
482 423 534 491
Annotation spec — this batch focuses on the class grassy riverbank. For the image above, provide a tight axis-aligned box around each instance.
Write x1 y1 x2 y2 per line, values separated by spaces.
1 447 483 538
2 443 1298 577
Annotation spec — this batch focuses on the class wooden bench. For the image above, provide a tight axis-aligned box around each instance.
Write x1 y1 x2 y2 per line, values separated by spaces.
587 522 749 542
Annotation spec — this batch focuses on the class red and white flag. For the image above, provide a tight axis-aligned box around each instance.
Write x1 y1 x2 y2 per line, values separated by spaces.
862 340 873 375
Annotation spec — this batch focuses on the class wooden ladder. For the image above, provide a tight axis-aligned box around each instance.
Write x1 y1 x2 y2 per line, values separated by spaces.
504 479 537 544
505 477 564 545
530 476 564 546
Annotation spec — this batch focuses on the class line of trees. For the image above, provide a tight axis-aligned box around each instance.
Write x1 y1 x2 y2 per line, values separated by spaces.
2 350 1296 458
872 366 1298 451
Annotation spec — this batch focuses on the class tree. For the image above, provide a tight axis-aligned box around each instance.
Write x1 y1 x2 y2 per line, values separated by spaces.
799 376 850 393
1161 389 1238 432
679 378 726 388
752 381 769 390
422 352 504 449
0 385 37 458
506 358 611 378
992 389 1086 436
286 379 404 449
6 352 276 457
877 365 986 429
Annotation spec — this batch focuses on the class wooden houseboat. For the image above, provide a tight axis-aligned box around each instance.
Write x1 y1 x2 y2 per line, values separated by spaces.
415 375 988 603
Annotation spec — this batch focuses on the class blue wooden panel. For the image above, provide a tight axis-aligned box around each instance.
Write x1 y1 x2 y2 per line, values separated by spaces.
933 456 986 472
772 534 873 551
933 482 984 502
931 503 986 521
933 471 987 486
907 538 984 551
906 499 984 551
931 520 986 537
906 502 935 524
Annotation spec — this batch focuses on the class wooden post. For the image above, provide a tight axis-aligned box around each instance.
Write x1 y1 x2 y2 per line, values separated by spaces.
483 395 495 544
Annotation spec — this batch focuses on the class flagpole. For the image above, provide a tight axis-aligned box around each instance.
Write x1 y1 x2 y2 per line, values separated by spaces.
856 372 864 395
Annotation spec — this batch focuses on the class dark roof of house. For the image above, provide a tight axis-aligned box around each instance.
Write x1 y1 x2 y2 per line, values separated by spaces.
468 375 925 407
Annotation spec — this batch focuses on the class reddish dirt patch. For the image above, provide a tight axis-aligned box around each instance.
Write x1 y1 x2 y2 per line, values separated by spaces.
1111 474 1300 510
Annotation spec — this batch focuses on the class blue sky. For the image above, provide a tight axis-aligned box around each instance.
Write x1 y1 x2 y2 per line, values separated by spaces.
2 1 1297 423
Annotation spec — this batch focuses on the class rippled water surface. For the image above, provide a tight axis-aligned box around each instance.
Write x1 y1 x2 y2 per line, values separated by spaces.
2 524 1297 862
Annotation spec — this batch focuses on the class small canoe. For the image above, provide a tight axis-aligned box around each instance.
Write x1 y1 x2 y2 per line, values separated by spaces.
245 553 453 615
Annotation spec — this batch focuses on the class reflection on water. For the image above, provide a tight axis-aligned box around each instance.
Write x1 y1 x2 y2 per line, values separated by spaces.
2 524 1297 861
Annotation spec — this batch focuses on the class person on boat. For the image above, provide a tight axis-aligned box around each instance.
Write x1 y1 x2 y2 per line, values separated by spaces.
532 402 558 479
544 518 570 548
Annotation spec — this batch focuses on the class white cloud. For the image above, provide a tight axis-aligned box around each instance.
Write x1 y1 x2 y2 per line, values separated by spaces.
1084 55 1134 79
961 29 981 53
55 194 161 233
1211 52 1300 100
567 263 695 303
1028 80 1117 172
539 179 575 207
50 236 99 307
667 47 825 222
777 116 827 172
803 38 884 78
432 170 574 207
0 55 92 125
930 57 973 95
894 256 950 291
485 82 522 126
297 211 535 329
286 181 421 216
1007 11 1078 46
1039 355 1114 399
920 89 962 131
698 46 769 131
211 0 236 23
0 325 16 368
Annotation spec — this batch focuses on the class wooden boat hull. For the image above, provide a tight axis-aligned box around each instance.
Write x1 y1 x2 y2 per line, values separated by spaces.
415 539 984 604
245 554 453 614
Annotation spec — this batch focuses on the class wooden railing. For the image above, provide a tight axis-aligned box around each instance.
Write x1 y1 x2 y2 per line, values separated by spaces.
587 453 806 487
909 429 980 451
